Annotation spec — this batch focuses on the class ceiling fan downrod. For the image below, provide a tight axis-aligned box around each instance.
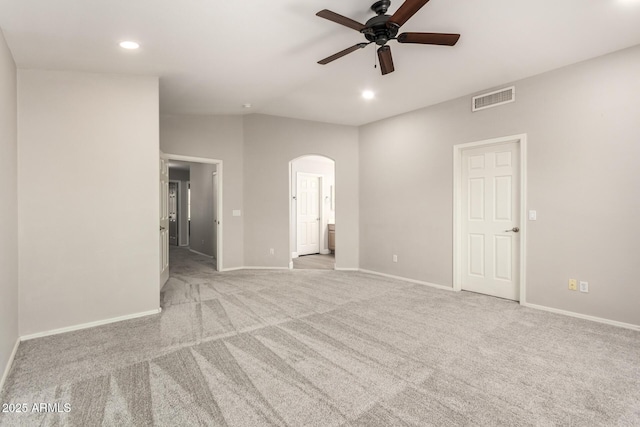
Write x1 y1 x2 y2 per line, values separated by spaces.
363 1 397 46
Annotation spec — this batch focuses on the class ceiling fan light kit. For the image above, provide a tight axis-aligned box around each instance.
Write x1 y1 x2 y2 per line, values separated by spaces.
316 0 460 75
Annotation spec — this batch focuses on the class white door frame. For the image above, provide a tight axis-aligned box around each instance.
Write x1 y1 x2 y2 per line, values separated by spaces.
212 171 219 263
453 134 528 304
185 180 190 246
159 156 169 288
161 153 223 272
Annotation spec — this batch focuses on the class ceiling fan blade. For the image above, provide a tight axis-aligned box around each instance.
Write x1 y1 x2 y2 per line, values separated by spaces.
316 9 366 32
377 45 395 75
387 0 430 28
318 43 369 65
397 32 460 46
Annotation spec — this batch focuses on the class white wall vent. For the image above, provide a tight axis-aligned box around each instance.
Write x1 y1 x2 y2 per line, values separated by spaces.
472 86 515 112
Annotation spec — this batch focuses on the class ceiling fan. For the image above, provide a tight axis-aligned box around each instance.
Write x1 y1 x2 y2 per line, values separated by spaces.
316 0 460 75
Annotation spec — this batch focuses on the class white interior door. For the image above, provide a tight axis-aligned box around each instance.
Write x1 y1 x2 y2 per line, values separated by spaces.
461 142 520 300
160 157 169 287
297 173 320 256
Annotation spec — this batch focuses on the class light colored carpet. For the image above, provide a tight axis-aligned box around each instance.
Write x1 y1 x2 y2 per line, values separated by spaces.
1 247 639 426
293 254 335 270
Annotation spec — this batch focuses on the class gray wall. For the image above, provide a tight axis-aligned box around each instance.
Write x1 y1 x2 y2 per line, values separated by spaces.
359 45 640 326
160 115 244 269
0 29 18 387
18 70 160 335
243 114 359 269
189 163 217 258
169 168 190 182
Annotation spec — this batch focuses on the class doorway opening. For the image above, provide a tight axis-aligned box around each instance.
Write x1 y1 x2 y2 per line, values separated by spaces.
289 155 336 270
160 153 223 290
168 180 180 246
453 134 527 303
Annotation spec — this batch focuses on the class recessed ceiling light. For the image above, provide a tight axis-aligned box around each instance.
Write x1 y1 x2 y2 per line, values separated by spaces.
242 103 252 109
362 90 375 100
119 41 140 50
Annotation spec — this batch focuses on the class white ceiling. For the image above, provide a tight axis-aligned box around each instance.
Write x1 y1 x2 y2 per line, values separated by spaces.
1 0 639 126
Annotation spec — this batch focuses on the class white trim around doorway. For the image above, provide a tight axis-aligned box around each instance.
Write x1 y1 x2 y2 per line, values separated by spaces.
162 153 224 272
452 134 528 304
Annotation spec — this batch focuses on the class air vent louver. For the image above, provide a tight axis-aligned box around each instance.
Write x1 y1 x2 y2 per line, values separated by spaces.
472 86 515 112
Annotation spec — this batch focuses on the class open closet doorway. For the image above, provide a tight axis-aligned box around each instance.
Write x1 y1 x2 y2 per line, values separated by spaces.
161 154 223 288
289 155 336 270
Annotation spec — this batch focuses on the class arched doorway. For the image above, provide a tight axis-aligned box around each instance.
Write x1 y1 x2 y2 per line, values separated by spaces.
289 155 336 270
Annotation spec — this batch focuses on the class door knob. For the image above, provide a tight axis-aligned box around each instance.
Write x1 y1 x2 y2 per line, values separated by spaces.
504 227 520 233
160 226 166 231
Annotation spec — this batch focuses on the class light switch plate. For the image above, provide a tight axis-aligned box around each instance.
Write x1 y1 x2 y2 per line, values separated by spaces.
528 210 537 221
232 210 241 217
579 281 589 293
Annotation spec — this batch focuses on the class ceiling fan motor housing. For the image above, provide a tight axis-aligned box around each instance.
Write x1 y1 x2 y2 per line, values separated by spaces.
363 12 398 45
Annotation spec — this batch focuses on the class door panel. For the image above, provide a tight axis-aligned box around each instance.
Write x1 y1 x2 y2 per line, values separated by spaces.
468 234 485 277
296 173 321 256
494 176 512 220
469 178 485 220
494 235 512 280
461 142 520 300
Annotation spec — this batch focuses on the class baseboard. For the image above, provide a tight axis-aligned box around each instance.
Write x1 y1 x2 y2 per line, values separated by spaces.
189 248 213 258
0 338 20 393
320 249 330 255
334 267 359 271
521 302 640 331
291 252 299 259
359 269 455 292
288 261 293 270
20 308 162 341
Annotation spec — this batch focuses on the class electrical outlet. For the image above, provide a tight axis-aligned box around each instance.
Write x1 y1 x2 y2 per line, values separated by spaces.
579 281 589 293
568 279 577 291
269 248 275 255
392 254 398 263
